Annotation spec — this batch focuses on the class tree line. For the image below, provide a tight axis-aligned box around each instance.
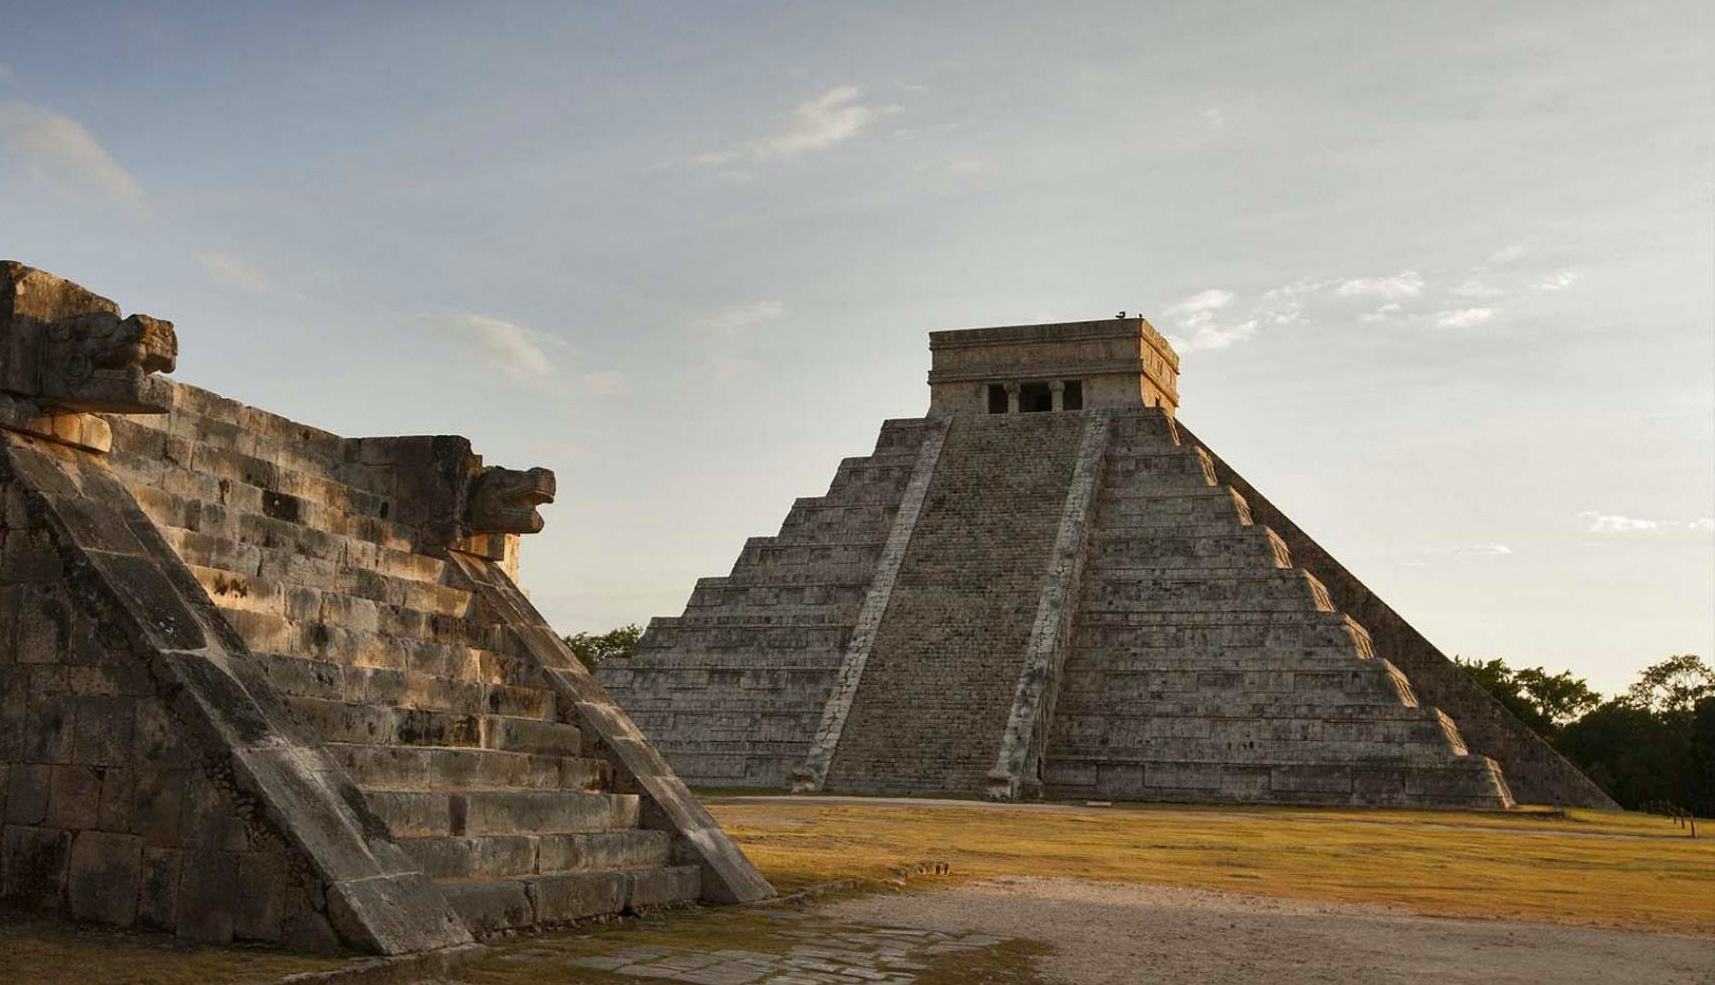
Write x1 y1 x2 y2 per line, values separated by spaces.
1456 653 1714 815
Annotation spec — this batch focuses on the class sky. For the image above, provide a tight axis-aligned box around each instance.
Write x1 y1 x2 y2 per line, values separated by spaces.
1 1 1710 696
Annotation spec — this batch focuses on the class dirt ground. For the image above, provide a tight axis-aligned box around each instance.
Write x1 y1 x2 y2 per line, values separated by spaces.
821 876 1715 985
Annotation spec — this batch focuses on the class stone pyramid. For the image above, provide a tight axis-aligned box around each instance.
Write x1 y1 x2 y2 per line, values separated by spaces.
0 263 771 953
601 318 1614 809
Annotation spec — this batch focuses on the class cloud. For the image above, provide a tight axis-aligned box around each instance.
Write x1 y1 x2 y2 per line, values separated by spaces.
1434 307 1496 329
695 300 784 335
196 251 271 293
1581 511 1661 534
1450 543 1515 557
1581 511 1715 534
1201 106 1226 129
1488 244 1526 264
0 63 16 87
0 99 143 208
1451 278 1503 299
1334 270 1424 300
1358 302 1402 324
1162 288 1257 353
690 87 898 167
1537 269 1579 291
438 314 556 381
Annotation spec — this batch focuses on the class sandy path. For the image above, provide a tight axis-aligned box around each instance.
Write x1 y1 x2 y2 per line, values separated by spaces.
819 877 1715 985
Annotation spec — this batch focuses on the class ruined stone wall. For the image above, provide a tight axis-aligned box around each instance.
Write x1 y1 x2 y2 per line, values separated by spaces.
823 413 1086 794
601 419 938 788
0 446 335 947
1175 422 1616 809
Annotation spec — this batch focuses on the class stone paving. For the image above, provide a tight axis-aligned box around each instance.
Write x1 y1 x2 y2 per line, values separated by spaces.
488 909 1008 985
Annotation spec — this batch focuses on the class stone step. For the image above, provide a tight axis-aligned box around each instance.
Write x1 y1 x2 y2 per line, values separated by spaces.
1049 735 1467 763
437 865 700 936
1084 569 1333 612
1059 671 1410 703
283 695 581 753
330 743 606 793
365 789 641 838
401 829 673 880
109 401 349 480
123 471 418 556
156 522 444 589
632 623 851 654
1097 487 1252 527
1059 701 1449 722
251 650 554 715
187 564 473 622
1042 758 1507 805
217 602 504 661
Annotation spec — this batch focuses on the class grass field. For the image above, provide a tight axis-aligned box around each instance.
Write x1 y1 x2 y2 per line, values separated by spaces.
1 799 1705 984
709 798 1715 937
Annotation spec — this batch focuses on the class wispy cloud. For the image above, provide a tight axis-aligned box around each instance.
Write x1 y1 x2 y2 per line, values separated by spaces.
693 300 786 381
1334 270 1424 300
1358 302 1402 324
196 251 271 293
0 99 143 208
438 314 557 381
1488 244 1526 264
690 87 898 167
1450 543 1515 557
1435 307 1496 329
695 300 784 335
1451 278 1503 299
1537 269 1579 291
0 63 17 88
1162 289 1257 353
1581 511 1714 534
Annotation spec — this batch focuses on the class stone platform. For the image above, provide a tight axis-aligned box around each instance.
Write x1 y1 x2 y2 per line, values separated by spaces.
0 262 772 954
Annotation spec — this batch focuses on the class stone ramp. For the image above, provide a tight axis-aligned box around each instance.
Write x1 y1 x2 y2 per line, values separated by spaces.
822 413 1087 795
0 262 769 952
1043 410 1511 807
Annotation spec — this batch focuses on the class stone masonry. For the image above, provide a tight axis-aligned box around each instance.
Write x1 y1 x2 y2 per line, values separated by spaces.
0 262 772 953
601 317 1615 810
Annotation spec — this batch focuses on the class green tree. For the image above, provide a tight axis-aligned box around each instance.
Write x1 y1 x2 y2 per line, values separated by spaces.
562 623 643 671
1625 654 1715 714
1557 655 1713 814
1455 657 1599 740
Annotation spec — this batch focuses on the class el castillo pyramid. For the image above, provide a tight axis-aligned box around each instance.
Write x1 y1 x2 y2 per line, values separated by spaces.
600 318 1615 810
0 263 771 952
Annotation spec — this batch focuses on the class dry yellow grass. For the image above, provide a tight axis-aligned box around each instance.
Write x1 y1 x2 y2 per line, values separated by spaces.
709 798 1715 936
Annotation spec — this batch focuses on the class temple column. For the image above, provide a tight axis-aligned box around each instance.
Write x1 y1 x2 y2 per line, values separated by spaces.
1050 380 1065 412
1005 381 1020 414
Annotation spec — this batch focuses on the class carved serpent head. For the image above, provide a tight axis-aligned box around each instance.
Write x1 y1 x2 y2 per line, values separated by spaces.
3 262 178 414
466 466 556 535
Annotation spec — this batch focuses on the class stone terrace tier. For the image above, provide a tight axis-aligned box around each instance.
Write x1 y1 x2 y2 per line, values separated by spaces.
1042 411 1511 807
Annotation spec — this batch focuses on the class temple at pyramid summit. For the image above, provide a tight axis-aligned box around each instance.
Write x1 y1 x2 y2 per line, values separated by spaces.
0 262 771 952
600 317 1616 809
